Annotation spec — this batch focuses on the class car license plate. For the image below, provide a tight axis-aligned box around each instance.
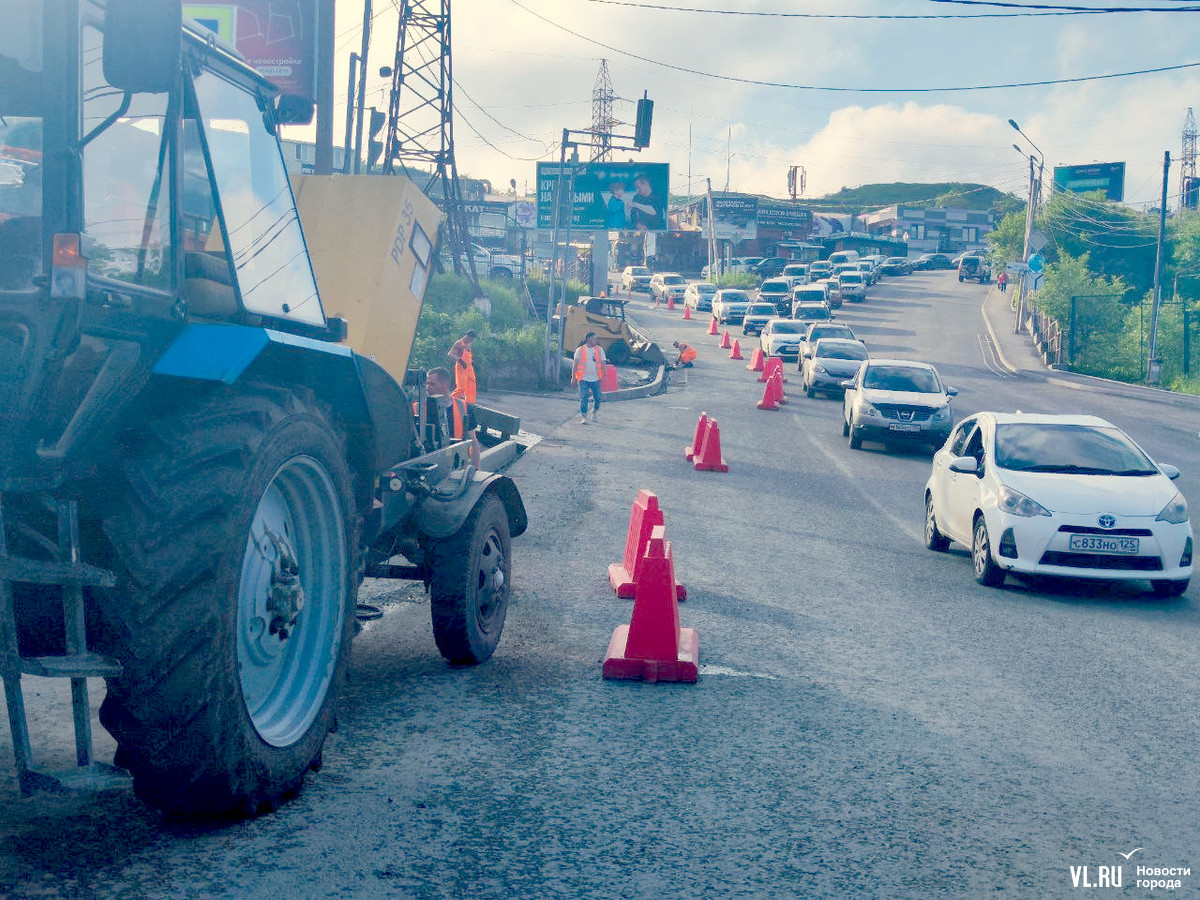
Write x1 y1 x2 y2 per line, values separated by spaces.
887 423 920 433
1068 534 1139 555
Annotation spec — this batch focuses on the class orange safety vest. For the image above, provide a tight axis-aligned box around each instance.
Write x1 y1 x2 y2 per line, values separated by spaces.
573 344 606 382
451 341 477 404
678 344 697 364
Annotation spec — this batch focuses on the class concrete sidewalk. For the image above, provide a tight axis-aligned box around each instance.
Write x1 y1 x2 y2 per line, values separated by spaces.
979 283 1200 409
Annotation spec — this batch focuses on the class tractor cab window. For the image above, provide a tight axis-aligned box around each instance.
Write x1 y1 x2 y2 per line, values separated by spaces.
191 70 322 327
0 0 44 291
80 25 172 290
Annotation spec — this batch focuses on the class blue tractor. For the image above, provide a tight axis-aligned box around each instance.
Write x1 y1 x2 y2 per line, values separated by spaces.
0 0 526 816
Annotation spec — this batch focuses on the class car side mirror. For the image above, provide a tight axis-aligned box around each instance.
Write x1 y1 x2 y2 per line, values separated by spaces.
946 387 958 397
839 379 855 390
1160 463 1182 480
949 456 979 475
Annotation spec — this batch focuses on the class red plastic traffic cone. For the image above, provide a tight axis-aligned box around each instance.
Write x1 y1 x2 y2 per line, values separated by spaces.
707 318 718 336
719 330 732 350
728 339 744 361
601 364 619 393
762 356 788 384
682 304 692 320
667 295 677 311
685 411 709 461
772 370 788 405
746 348 765 372
603 526 699 684
693 417 729 472
608 490 687 601
756 377 779 410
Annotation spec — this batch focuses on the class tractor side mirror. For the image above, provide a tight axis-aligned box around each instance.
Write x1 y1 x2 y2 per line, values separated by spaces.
104 0 181 95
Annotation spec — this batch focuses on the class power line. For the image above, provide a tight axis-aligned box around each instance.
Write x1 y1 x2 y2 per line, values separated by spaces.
586 0 1200 16
508 0 1200 93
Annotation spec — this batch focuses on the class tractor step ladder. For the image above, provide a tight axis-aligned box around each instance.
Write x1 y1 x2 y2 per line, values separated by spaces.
0 496 129 795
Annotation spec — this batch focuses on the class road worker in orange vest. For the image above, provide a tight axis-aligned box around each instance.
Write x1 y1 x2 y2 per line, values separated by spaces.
672 340 697 367
571 331 607 425
426 366 481 467
447 329 478 405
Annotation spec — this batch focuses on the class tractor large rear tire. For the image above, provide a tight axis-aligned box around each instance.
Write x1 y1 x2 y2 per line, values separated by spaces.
94 384 360 817
429 493 511 665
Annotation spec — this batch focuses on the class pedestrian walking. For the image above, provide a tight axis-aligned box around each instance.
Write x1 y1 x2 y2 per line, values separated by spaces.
997 271 1008 294
572 332 607 424
447 329 478 404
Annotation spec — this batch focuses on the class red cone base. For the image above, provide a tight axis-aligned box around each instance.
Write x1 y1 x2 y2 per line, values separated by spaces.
719 330 732 350
746 349 765 371
728 339 743 360
682 305 692 320
707 318 719 336
667 295 677 310
603 527 699 684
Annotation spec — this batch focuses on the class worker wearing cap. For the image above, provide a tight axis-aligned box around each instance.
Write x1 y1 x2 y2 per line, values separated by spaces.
673 340 697 367
448 329 478 405
571 332 607 424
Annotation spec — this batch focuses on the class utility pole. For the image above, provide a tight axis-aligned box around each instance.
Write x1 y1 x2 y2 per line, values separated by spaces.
314 0 335 174
352 0 372 174
1147 150 1171 383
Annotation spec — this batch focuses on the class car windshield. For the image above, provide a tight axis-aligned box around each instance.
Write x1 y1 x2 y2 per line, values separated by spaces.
840 274 863 283
817 342 868 360
630 267 649 275
747 305 776 316
810 326 851 341
797 306 830 319
695 284 716 294
664 275 685 284
994 423 1159 475
761 283 787 292
862 365 940 392
770 321 806 334
721 290 750 302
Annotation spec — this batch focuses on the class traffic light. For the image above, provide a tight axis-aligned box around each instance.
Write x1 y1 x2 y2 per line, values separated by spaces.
367 108 386 169
634 94 653 149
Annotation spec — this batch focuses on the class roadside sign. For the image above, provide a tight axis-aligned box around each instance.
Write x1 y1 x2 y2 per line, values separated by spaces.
1028 253 1045 273
1006 263 1029 276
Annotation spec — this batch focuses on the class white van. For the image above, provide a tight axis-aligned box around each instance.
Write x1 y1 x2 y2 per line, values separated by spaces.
828 250 860 266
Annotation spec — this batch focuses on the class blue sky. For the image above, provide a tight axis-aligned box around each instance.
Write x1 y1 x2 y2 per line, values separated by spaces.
315 0 1200 208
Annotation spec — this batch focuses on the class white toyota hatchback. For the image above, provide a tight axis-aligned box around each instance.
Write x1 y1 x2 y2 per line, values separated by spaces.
924 412 1193 596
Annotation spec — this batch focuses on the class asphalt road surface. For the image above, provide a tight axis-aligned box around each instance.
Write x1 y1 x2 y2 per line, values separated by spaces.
3 271 1198 898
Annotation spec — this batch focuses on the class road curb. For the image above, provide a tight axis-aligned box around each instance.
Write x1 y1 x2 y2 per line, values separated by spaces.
979 287 1019 375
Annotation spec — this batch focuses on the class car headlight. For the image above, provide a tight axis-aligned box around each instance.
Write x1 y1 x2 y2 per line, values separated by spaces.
931 405 951 421
813 364 827 374
1157 491 1189 524
996 485 1051 518
859 401 878 417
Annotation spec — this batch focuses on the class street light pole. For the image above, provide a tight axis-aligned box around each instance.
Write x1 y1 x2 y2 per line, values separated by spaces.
1009 120 1045 334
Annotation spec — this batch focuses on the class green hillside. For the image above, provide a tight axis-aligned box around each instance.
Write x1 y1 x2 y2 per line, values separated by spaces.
809 182 1022 217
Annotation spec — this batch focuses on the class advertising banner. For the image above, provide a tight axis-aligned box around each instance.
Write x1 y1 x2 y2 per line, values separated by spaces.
708 196 757 241
536 162 670 231
1053 162 1126 202
184 1 318 102
756 201 813 233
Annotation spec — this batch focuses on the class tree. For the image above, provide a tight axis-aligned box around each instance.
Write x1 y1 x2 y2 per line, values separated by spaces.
986 210 1026 265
